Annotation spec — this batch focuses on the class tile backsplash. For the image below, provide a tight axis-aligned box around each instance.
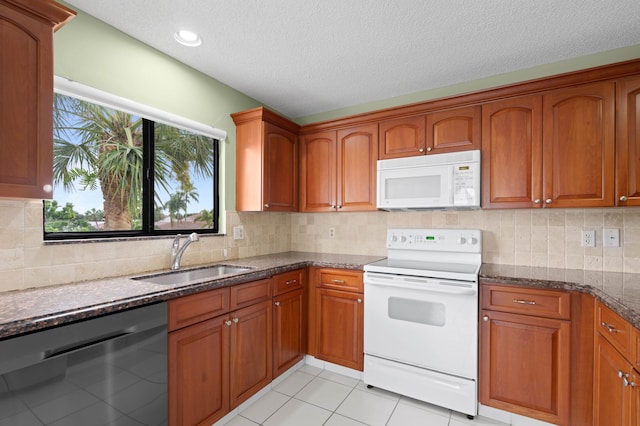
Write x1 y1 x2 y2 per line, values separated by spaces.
1 199 639 293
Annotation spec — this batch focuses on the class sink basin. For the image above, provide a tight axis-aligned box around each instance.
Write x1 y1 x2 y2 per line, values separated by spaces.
132 264 254 285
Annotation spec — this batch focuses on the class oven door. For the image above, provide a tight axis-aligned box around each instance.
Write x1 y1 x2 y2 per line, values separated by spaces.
364 271 478 379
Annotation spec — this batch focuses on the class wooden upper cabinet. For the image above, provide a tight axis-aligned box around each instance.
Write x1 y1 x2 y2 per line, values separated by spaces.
542 82 616 208
426 105 481 155
336 124 378 211
232 107 299 211
0 0 75 199
482 95 543 209
378 115 426 159
616 75 640 207
300 124 377 212
299 130 337 212
378 106 480 160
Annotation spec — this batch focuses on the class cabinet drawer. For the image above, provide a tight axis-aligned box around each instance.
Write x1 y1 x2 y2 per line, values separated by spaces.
317 269 363 293
230 278 273 310
596 301 632 359
274 269 304 296
168 287 229 331
482 284 570 320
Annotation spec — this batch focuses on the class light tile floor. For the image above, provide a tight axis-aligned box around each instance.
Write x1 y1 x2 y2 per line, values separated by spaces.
223 365 510 426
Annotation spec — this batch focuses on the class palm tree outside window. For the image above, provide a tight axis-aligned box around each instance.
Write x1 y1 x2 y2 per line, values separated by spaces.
45 93 219 239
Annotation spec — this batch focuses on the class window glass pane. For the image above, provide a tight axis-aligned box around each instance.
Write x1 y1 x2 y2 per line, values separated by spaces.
153 123 216 231
46 93 143 232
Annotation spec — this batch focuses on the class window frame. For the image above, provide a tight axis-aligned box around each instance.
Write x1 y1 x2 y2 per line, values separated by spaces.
44 78 224 241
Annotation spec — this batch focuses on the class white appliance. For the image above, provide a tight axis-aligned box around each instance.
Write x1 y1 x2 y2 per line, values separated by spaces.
376 150 481 211
364 228 482 417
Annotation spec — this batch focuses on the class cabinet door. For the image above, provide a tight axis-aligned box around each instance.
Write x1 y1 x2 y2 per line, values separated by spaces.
273 288 305 378
593 334 634 426
263 122 298 211
542 82 615 207
168 316 229 426
229 300 273 408
481 96 543 208
616 75 640 207
336 124 378 211
480 310 570 425
426 105 481 155
0 3 56 199
378 115 426 159
299 130 337 212
316 288 364 370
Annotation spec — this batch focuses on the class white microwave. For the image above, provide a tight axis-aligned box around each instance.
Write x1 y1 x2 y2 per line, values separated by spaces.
377 150 481 211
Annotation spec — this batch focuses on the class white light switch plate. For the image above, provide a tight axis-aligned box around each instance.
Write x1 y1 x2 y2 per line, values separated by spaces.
603 228 620 247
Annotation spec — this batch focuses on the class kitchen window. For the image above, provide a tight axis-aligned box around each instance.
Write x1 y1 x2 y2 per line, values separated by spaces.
44 78 225 240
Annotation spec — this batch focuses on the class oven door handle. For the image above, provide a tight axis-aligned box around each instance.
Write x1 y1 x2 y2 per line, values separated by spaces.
365 277 477 296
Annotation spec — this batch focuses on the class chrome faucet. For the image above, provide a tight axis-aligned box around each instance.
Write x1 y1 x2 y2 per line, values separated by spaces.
170 232 199 270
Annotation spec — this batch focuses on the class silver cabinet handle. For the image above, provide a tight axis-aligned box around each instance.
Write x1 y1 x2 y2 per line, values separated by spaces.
533 199 541 204
418 148 424 153
274 301 281 306
264 203 270 208
426 147 432 152
620 195 628 202
483 316 489 322
601 322 618 333
331 279 346 284
225 320 232 326
512 299 536 305
285 279 297 285
545 198 552 204
232 317 239 323
331 205 336 209
337 205 342 209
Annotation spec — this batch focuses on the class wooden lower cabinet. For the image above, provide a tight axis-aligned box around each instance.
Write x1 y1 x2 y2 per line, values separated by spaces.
308 268 364 371
273 288 305 377
169 315 229 426
315 288 364 370
593 334 637 425
593 302 640 426
168 281 273 426
229 300 273 408
480 284 571 425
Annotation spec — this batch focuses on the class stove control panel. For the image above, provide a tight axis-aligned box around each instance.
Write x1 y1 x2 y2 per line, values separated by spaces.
386 228 481 253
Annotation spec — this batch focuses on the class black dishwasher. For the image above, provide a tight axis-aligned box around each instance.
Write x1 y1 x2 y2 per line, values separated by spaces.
0 302 167 426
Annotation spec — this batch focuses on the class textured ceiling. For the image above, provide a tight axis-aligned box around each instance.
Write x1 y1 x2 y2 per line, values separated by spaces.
65 0 640 118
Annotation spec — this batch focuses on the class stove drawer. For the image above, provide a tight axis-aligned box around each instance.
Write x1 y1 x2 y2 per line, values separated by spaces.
481 284 570 320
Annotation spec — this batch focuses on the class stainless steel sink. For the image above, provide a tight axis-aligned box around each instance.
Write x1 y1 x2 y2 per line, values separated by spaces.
132 264 254 285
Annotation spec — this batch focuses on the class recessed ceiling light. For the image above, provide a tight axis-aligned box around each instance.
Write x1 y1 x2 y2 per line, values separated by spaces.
174 30 202 47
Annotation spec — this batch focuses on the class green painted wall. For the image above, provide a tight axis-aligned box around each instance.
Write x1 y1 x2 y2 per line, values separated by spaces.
53 7 263 219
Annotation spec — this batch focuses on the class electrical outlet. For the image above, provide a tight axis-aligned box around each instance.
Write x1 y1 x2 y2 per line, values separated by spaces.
582 230 595 248
603 228 620 247
233 225 245 240
329 227 335 238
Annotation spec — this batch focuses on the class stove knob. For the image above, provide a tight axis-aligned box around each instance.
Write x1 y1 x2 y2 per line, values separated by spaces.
469 237 479 245
400 236 407 243
391 235 398 243
457 236 467 245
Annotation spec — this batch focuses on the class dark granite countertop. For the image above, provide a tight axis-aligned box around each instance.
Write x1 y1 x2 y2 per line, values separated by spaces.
0 251 384 340
480 263 640 329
